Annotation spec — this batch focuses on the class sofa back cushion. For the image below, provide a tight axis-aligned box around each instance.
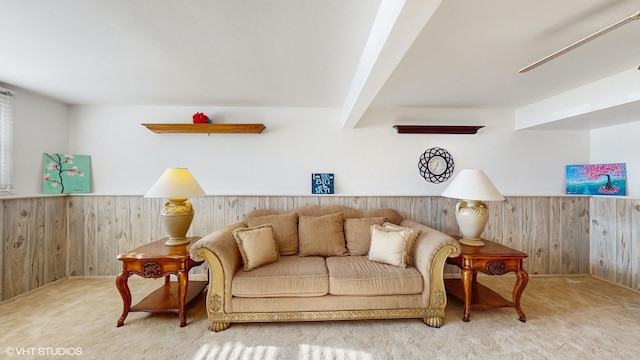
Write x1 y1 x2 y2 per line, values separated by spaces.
343 217 386 255
245 212 299 255
298 213 348 257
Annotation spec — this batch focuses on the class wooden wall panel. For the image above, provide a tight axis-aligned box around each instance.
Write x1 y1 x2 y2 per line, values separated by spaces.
561 198 579 274
129 196 150 249
615 199 632 287
44 197 66 284
30 198 45 289
501 198 521 251
590 197 616 282
2 198 30 299
96 197 116 276
530 198 550 275
82 196 97 276
632 199 640 290
114 196 131 275
0 199 3 300
67 196 84 276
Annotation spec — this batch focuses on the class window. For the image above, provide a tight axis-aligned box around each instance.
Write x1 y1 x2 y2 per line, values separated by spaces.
0 88 14 192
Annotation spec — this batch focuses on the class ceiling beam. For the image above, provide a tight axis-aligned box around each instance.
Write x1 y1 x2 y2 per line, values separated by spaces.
340 0 443 129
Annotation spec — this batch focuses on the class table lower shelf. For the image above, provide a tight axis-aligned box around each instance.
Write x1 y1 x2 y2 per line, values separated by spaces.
445 278 513 309
130 280 207 313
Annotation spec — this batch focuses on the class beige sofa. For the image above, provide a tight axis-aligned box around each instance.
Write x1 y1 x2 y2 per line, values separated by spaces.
190 205 461 332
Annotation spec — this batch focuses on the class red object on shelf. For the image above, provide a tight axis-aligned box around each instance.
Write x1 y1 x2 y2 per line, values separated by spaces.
192 112 210 124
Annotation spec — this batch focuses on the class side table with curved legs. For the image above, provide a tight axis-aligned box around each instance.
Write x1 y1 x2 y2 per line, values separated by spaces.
445 237 529 322
116 237 207 327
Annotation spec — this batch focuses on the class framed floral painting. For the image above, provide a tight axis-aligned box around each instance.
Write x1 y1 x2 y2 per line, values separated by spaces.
565 163 626 196
42 153 91 194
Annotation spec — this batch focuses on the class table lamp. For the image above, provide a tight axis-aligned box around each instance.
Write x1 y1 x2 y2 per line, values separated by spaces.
441 169 504 246
144 168 206 246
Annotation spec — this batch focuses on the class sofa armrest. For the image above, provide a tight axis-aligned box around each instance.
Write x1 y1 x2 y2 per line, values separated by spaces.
190 221 246 313
400 220 461 308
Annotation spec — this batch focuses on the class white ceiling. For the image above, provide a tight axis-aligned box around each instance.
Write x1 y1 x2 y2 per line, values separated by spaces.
1 0 640 128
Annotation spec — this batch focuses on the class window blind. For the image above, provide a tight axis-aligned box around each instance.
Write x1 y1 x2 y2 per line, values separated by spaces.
0 88 14 192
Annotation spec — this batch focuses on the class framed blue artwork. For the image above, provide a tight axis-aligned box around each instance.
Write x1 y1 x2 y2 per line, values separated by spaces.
312 173 334 194
565 163 626 195
43 153 91 194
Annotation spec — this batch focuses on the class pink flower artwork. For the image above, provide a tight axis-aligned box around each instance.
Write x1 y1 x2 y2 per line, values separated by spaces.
42 153 91 194
565 163 626 196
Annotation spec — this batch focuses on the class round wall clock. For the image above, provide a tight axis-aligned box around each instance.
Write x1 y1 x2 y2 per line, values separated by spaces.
418 147 454 184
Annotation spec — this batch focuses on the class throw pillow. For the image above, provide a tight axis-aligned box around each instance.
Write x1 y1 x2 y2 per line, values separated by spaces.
368 225 410 268
233 224 280 271
344 217 386 255
298 213 348 256
383 222 420 266
246 212 299 255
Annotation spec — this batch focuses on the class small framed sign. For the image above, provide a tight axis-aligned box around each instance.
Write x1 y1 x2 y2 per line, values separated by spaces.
312 173 334 194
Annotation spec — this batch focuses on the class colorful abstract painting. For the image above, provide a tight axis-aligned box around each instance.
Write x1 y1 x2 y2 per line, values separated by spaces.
43 153 91 194
565 163 626 196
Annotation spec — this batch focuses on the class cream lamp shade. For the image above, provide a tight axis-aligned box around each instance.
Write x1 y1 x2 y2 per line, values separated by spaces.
144 168 206 246
441 169 504 246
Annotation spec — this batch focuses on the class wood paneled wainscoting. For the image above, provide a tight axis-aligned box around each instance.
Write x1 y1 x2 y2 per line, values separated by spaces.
2 195 638 301
1 196 67 301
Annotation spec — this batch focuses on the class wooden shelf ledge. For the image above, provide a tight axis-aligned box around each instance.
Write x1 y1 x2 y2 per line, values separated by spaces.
393 125 484 134
142 123 266 134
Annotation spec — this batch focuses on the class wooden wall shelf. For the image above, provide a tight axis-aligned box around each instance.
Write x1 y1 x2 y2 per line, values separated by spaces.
393 125 484 134
142 123 266 134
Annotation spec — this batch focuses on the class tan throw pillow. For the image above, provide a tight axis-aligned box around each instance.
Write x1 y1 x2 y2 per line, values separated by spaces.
298 213 348 257
383 222 420 266
344 217 386 255
368 225 410 268
246 212 299 255
233 224 280 271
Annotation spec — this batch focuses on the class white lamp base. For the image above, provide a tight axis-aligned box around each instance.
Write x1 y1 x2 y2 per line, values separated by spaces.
454 200 489 247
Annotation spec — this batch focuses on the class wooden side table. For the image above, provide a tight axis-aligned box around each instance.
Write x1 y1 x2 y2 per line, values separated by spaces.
445 237 529 322
115 237 207 327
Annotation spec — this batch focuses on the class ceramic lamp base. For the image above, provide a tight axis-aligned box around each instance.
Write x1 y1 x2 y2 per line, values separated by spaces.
162 197 195 246
459 238 485 247
164 237 192 246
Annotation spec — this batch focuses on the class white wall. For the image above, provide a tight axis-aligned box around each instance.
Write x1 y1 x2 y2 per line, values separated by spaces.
2 84 69 195
66 105 589 196
590 121 640 197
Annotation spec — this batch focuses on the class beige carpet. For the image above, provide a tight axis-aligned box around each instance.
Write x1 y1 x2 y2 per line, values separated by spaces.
1 275 639 359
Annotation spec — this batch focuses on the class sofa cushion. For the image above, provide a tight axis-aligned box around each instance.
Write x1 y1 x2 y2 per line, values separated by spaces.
233 224 280 271
298 213 348 257
231 256 329 297
368 225 411 268
325 256 423 296
383 222 420 266
343 217 386 256
246 212 299 255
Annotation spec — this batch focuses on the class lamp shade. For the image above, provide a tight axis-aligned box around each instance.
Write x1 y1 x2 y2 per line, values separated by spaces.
144 168 206 198
441 169 504 201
